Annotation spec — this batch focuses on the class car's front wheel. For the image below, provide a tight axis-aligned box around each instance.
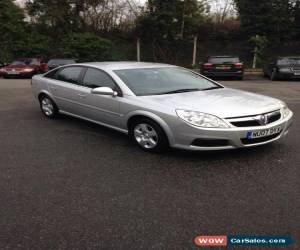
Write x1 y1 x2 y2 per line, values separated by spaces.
39 95 58 119
130 118 169 152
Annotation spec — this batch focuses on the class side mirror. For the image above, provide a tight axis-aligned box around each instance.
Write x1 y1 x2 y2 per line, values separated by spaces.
91 87 118 97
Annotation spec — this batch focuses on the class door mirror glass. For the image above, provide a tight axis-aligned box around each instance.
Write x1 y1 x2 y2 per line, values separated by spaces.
91 87 117 96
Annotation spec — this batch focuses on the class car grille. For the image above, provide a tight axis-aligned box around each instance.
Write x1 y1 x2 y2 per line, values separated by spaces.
191 139 230 147
241 131 282 145
227 110 281 127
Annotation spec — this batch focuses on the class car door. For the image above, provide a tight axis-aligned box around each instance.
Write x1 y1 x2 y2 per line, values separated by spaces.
47 66 86 115
74 67 122 127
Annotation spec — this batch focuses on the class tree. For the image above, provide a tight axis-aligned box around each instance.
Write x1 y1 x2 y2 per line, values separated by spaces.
135 0 207 62
234 0 293 40
207 0 236 23
26 0 77 35
290 0 300 38
137 0 207 40
0 0 26 62
25 0 142 34
60 33 112 61
249 35 268 68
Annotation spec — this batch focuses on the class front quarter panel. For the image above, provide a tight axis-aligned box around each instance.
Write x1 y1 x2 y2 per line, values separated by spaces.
119 96 180 145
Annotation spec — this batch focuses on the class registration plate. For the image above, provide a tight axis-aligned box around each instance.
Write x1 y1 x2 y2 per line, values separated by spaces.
216 66 230 70
294 72 300 76
247 126 282 139
8 71 19 75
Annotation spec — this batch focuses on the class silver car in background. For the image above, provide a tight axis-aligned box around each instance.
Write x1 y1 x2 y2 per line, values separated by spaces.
31 62 293 152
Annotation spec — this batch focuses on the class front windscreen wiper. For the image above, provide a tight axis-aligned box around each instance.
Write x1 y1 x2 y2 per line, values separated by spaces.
159 88 201 95
201 86 222 91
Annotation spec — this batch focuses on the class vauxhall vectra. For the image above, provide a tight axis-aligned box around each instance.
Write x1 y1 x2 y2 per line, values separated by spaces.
31 62 293 152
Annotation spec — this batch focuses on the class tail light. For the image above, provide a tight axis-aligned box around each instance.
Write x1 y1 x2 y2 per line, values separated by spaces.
234 63 243 69
203 63 213 69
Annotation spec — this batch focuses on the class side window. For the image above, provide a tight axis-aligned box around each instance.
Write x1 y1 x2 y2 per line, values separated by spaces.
83 68 116 89
56 67 82 84
44 68 60 79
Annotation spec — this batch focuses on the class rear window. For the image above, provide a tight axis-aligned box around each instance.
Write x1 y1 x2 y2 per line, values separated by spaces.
277 58 300 66
208 57 239 64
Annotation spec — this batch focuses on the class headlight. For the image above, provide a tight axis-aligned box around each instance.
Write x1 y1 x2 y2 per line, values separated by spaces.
281 106 291 119
176 110 229 128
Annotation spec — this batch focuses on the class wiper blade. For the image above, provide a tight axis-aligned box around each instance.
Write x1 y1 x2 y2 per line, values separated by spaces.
160 88 200 94
201 86 222 91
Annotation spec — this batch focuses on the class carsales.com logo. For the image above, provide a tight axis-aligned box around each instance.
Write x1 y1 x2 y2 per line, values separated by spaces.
194 236 227 247
194 235 293 247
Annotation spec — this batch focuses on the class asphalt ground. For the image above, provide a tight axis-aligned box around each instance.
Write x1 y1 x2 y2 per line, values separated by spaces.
0 78 299 249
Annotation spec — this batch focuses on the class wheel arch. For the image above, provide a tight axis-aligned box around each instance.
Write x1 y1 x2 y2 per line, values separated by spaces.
38 91 59 110
38 90 55 102
126 111 175 145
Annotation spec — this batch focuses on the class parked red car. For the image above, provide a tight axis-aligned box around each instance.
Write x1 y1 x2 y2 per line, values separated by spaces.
0 58 48 78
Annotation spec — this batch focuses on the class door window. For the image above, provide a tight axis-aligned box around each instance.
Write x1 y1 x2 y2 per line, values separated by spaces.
83 68 116 89
56 67 82 85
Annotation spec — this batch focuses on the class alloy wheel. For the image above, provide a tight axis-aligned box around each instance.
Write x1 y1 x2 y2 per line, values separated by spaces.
133 123 158 149
41 97 54 116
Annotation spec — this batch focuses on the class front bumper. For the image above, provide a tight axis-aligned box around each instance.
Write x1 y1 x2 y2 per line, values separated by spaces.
170 112 293 151
1 71 35 78
277 72 300 79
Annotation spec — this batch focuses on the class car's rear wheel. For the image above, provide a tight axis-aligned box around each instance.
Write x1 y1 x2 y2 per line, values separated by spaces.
130 118 169 152
270 69 278 81
39 95 58 119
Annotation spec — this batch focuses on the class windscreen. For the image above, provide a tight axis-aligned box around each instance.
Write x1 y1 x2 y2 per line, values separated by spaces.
208 57 239 64
11 61 26 65
114 67 221 96
11 59 36 65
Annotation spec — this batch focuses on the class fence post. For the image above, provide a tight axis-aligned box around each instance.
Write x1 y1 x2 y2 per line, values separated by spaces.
137 38 141 62
192 35 198 66
253 46 258 69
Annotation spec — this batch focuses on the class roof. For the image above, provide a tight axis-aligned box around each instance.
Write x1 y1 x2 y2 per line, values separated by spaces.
77 61 174 70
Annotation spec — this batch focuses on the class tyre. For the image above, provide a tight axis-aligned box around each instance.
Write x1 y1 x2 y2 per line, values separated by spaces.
129 118 169 152
270 69 278 81
39 95 58 119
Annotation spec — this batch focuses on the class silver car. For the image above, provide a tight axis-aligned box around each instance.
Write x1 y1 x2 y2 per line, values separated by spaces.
31 62 293 152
